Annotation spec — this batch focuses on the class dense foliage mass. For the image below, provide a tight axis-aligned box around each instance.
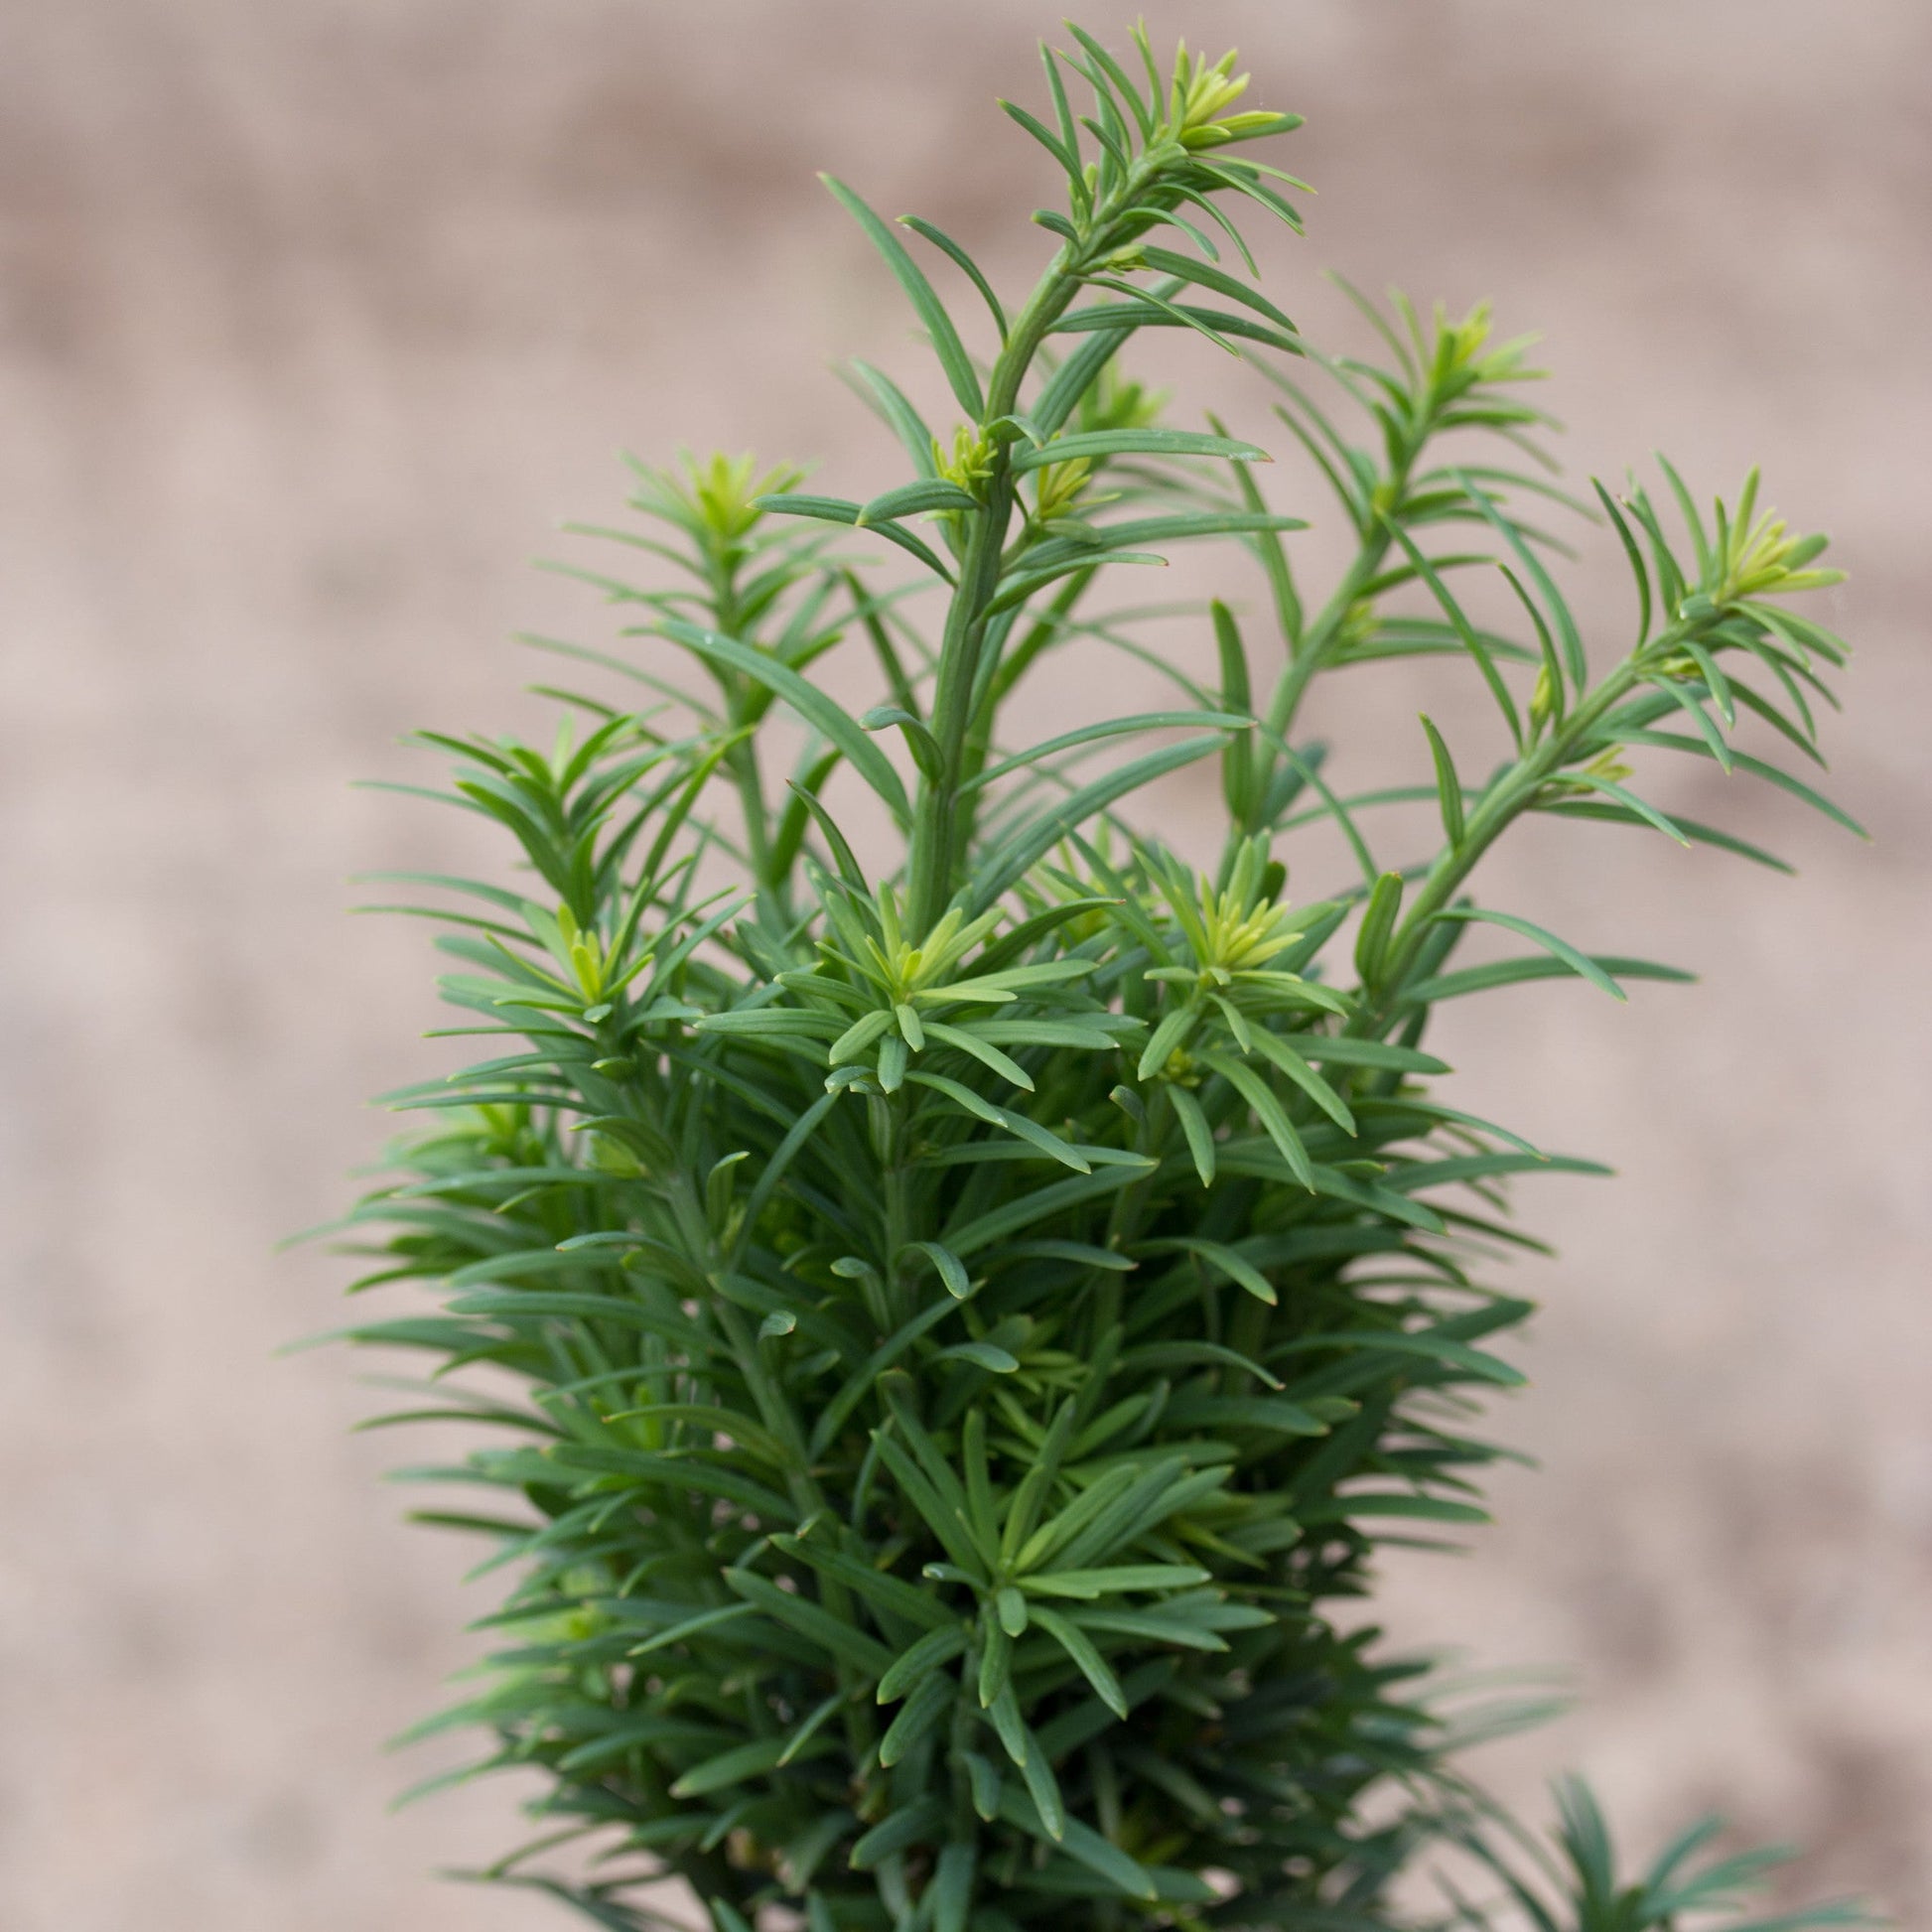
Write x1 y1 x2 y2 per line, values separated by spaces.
326 26 1871 1932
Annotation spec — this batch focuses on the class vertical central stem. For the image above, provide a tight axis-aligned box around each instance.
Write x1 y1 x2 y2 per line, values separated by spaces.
904 470 1020 934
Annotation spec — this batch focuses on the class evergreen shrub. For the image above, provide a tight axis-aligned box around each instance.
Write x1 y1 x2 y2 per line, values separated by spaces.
325 24 1874 1932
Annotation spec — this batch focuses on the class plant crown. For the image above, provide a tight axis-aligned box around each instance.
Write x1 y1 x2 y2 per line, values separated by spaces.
328 24 1871 1932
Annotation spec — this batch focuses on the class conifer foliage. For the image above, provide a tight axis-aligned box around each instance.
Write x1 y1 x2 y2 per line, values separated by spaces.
327 25 1873 1932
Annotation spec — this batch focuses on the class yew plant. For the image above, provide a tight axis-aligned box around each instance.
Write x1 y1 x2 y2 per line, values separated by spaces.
326 25 1875 1932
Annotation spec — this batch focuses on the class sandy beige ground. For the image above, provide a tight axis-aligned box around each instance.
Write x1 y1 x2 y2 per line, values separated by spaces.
1 3 1928 1926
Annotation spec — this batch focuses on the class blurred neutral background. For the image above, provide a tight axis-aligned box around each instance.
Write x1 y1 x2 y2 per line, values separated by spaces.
2 2 1927 1926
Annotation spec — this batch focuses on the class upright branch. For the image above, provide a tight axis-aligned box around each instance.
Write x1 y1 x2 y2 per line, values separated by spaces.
791 32 1311 934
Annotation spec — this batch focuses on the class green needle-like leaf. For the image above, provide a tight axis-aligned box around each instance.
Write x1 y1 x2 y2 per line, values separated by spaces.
1429 906 1628 1001
822 175 984 416
1009 427 1270 471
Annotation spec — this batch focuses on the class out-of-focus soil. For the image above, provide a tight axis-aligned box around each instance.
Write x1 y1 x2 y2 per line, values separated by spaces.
1 4 1926 1927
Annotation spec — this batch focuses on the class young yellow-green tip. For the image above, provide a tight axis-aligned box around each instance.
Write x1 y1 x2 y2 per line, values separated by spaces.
673 450 804 543
1170 42 1253 144
1713 471 1845 604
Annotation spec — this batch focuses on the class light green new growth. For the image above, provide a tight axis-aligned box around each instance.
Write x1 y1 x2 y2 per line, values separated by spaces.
324 24 1876 1932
